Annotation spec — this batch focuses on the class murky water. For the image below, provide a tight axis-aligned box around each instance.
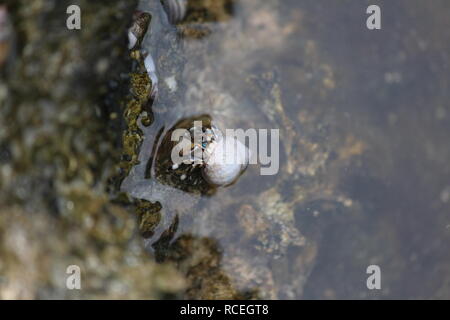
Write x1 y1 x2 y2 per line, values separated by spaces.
123 0 450 299
296 0 450 299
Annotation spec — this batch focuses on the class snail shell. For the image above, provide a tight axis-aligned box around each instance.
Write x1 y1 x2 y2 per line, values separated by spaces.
128 11 151 50
202 134 250 186
161 0 188 24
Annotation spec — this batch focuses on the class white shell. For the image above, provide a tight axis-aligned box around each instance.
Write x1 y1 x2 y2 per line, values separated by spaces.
161 0 187 24
202 135 250 186
144 53 158 97
127 31 138 50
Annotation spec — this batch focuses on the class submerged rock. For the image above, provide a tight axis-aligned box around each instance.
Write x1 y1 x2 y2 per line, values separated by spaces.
119 0 361 299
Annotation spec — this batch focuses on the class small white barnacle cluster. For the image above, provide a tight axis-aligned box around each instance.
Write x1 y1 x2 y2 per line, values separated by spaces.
161 0 188 24
174 124 251 187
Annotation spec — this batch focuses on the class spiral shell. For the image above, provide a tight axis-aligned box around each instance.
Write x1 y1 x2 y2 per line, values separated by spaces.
157 118 250 189
128 11 151 50
202 133 250 186
161 0 187 24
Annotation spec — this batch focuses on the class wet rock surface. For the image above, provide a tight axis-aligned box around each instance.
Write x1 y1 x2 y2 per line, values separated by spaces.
1 0 450 299
121 0 361 299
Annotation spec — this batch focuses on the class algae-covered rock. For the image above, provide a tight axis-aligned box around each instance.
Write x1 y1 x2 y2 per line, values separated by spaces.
0 0 185 299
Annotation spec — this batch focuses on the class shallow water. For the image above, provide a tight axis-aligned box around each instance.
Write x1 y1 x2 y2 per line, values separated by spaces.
123 0 450 299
